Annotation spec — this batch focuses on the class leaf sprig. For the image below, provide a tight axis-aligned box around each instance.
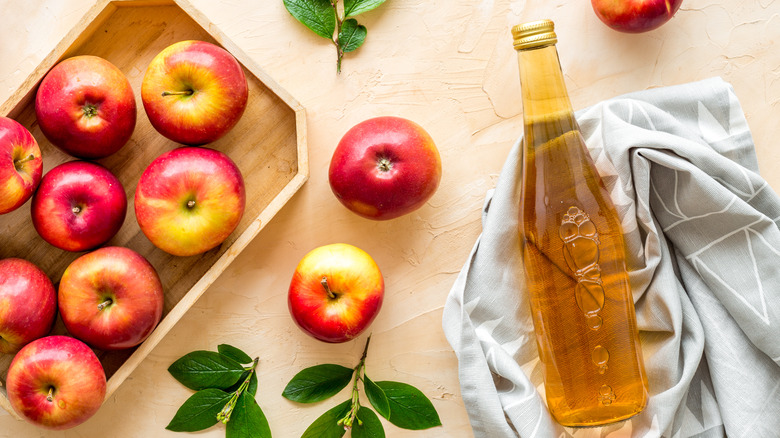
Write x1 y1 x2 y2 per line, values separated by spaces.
283 0 387 73
167 344 271 438
283 336 441 437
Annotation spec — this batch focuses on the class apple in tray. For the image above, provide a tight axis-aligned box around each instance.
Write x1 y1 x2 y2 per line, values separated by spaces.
35 55 136 159
58 246 164 351
0 258 57 354
135 147 246 256
31 161 127 252
329 116 442 220
0 116 43 214
288 243 384 343
141 40 249 145
6 336 106 430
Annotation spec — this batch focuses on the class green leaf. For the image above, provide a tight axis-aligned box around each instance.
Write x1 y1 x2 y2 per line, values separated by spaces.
218 344 253 364
283 0 337 39
338 19 367 53
226 392 272 438
301 400 351 438
248 371 259 396
375 381 441 430
352 407 385 438
344 0 386 17
168 351 245 391
363 375 390 419
282 364 354 403
165 388 232 432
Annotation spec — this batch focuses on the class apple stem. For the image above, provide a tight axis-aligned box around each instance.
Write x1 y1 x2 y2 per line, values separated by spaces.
321 276 337 300
72 206 81 214
46 387 54 402
187 200 196 209
97 299 113 311
161 90 193 97
13 154 36 169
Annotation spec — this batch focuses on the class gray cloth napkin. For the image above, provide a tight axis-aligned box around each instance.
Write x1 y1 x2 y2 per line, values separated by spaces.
442 77 780 438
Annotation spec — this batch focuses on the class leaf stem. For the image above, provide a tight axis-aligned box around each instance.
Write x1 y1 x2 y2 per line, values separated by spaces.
217 357 259 424
330 0 344 73
337 335 371 429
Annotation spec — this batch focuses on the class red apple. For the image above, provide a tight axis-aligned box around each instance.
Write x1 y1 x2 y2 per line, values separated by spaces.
6 335 106 430
58 247 163 350
31 161 127 252
288 243 384 343
35 55 136 159
0 117 42 214
591 0 683 33
135 147 245 256
0 259 56 353
329 116 442 220
141 40 248 145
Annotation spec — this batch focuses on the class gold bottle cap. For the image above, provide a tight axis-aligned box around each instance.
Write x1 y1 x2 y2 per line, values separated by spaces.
512 19 557 51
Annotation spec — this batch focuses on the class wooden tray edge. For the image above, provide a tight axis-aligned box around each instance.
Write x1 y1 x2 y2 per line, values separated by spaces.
0 388 20 421
0 0 115 117
0 0 310 420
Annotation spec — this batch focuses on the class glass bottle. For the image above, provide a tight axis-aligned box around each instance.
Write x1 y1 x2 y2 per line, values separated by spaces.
513 20 648 427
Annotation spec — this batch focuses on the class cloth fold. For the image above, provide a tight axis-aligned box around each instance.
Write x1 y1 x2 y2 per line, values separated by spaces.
442 77 780 438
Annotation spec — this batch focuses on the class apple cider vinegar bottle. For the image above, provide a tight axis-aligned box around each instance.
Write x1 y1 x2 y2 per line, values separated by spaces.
512 20 648 426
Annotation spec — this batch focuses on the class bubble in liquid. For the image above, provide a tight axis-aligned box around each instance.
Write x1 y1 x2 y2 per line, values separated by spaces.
559 222 578 241
592 345 609 374
560 206 606 331
579 220 597 237
586 315 603 330
576 281 605 314
598 384 616 406
580 264 601 281
565 238 599 271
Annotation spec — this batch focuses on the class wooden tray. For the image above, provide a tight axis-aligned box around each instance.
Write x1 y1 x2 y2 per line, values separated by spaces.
0 0 308 420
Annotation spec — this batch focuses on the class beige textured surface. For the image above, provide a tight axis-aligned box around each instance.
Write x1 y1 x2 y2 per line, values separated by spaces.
1 0 778 436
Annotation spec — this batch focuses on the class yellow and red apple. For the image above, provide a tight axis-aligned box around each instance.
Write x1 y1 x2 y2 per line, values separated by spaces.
6 335 106 430
141 40 248 145
329 116 442 220
0 117 42 214
0 258 57 354
592 0 683 33
288 243 384 343
31 161 127 252
35 55 136 159
58 247 164 351
135 147 246 256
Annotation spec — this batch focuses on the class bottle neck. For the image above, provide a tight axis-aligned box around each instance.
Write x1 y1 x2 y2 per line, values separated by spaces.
517 44 574 122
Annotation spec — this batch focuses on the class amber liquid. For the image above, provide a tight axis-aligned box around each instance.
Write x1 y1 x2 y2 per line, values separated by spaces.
517 45 648 427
